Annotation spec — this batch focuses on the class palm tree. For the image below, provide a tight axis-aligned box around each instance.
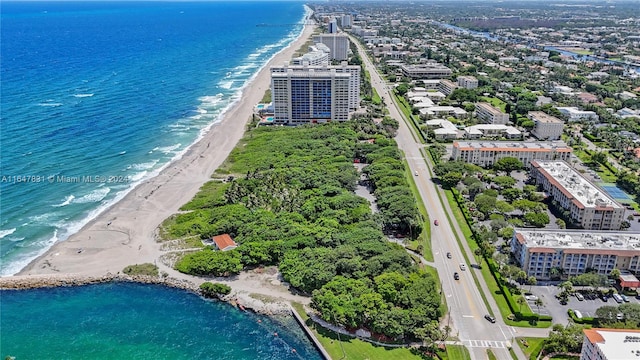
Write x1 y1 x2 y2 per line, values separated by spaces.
528 276 537 293
534 298 544 314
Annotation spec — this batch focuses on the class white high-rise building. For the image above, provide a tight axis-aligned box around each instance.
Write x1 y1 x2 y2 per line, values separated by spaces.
328 18 338 34
270 62 360 125
313 34 349 61
528 111 564 140
581 328 640 360
341 14 352 28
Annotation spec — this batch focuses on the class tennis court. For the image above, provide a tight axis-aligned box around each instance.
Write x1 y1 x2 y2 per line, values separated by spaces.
599 183 633 201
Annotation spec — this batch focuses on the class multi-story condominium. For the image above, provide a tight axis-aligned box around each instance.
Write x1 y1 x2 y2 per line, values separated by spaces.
399 62 452 79
271 62 360 111
530 160 625 230
557 107 599 122
271 66 351 125
580 328 640 360
451 141 572 169
511 229 640 279
528 111 564 140
420 80 441 90
438 79 458 96
475 102 509 124
312 34 349 61
291 44 330 66
419 106 467 119
328 18 338 34
340 14 352 28
464 124 522 139
456 75 478 89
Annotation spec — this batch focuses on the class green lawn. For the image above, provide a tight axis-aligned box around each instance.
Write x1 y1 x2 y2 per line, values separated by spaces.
372 88 382 105
445 345 471 360
516 337 546 360
487 349 498 360
291 303 429 360
406 163 433 262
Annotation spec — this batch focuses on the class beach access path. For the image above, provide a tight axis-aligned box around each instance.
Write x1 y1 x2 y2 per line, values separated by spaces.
14 22 317 294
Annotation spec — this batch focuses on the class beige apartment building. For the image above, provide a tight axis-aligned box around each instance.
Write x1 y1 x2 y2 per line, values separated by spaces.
456 75 478 89
511 229 640 279
528 111 564 140
399 62 452 79
475 102 509 124
530 160 625 230
451 141 572 169
438 79 457 96
581 328 640 360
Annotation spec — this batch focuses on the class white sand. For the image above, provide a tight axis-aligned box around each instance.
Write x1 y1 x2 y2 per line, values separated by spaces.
15 22 317 294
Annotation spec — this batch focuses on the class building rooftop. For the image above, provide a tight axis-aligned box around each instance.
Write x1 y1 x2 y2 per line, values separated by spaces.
516 229 640 252
465 124 521 135
476 102 506 116
212 234 238 251
533 160 622 209
528 111 563 123
454 141 570 151
583 328 640 360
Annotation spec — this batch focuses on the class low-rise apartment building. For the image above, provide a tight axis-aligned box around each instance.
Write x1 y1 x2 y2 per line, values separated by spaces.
438 79 458 96
558 107 599 122
530 160 625 230
511 229 640 279
457 75 478 89
475 102 509 124
451 141 572 169
528 111 564 140
400 62 452 79
581 328 640 360
464 124 522 139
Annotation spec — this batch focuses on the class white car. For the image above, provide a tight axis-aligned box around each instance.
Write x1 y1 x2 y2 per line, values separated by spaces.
459 263 466 271
414 170 418 176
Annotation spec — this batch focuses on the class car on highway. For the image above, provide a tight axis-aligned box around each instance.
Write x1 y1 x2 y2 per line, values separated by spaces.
434 219 439 226
453 272 460 280
459 263 466 271
446 252 452 259
415 170 418 176
484 315 496 323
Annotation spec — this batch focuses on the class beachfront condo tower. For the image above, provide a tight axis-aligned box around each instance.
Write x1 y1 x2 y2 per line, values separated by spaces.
271 62 360 125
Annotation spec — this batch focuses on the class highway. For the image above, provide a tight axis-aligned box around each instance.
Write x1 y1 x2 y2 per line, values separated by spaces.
350 37 549 360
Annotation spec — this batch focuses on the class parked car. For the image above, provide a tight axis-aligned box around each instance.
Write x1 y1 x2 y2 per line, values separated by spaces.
446 252 452 259
621 294 630 302
601 294 609 302
454 272 460 280
459 263 466 271
617 313 625 320
484 314 496 323
525 295 538 301
575 293 584 301
612 293 624 303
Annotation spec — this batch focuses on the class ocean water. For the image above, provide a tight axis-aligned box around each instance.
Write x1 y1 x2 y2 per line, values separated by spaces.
0 282 323 359
0 1 309 275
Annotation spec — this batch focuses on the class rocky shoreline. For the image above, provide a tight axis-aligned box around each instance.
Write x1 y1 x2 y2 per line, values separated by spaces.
0 273 292 315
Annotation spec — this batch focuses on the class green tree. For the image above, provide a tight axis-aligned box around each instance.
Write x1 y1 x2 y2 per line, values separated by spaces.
441 171 463 189
492 176 516 188
200 282 232 298
475 194 497 215
493 157 523 175
524 212 550 227
502 187 523 202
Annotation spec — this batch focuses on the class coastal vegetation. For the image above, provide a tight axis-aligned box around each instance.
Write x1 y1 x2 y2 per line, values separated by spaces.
199 282 232 298
122 263 159 277
163 117 442 341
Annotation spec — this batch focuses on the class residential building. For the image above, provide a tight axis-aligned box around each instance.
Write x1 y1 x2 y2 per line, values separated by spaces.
399 62 452 79
616 108 640 119
438 79 458 96
340 14 352 28
291 44 330 66
558 107 600 122
313 34 349 61
272 61 360 111
581 328 640 360
451 141 572 169
328 18 338 34
528 111 564 140
425 119 461 140
456 75 478 89
475 102 509 124
511 229 640 280
419 106 467 119
512 230 640 280
212 234 238 252
271 65 352 125
530 160 625 230
464 124 522 139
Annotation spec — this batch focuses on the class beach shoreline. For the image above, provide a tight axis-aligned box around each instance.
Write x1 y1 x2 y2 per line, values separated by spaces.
11 22 316 284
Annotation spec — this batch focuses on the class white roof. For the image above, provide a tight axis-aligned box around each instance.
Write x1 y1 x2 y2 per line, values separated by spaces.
534 161 622 209
588 329 640 360
465 124 521 135
516 229 640 251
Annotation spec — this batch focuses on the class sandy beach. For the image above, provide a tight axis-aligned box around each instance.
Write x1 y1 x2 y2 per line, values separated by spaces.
13 22 316 285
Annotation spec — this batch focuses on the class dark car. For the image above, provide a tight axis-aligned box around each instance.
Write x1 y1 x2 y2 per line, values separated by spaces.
434 220 439 226
484 314 496 323
446 252 452 259
601 294 609 302
453 272 460 280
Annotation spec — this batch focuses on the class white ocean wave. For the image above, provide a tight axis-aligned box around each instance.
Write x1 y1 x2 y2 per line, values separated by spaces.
74 187 111 204
37 102 63 107
153 144 182 154
73 93 94 98
53 195 75 207
128 160 159 171
218 80 234 89
0 228 16 239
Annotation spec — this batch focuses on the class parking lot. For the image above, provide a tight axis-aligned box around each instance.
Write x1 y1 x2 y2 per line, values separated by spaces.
523 285 639 324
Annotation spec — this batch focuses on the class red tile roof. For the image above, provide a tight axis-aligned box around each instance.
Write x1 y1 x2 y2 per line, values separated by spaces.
212 234 237 251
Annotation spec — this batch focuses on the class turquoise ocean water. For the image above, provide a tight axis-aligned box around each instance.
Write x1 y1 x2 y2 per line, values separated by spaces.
0 1 309 275
0 282 322 359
